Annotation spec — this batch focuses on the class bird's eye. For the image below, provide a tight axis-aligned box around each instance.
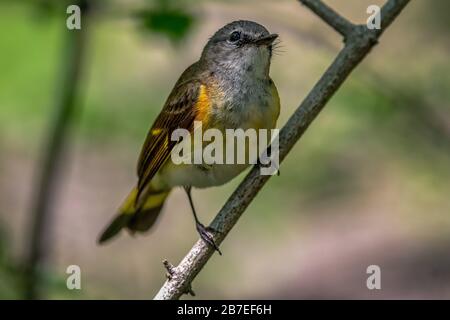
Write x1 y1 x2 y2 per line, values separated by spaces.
229 31 241 43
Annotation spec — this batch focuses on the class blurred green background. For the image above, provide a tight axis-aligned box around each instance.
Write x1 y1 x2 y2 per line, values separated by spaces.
0 0 449 299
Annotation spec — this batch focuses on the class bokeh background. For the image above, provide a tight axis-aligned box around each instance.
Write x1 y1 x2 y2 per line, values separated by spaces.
0 0 449 299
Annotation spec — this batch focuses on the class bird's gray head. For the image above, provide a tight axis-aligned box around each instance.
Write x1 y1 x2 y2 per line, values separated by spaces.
200 20 278 78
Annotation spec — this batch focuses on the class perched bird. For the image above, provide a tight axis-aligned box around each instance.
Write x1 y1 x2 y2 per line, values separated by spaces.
98 20 280 253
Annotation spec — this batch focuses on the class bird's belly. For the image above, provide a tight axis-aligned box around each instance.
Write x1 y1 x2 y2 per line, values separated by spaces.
153 125 273 189
155 162 249 189
152 92 279 190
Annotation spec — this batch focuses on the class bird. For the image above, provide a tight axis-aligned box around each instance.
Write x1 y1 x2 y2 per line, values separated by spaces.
98 20 281 254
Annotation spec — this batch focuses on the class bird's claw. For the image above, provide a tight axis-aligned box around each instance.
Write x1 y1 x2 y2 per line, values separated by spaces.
196 223 222 255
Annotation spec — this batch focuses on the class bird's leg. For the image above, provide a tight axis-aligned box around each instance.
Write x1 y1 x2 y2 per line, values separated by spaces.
184 186 222 255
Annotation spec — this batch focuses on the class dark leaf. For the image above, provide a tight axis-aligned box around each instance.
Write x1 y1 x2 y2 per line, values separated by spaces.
136 7 195 42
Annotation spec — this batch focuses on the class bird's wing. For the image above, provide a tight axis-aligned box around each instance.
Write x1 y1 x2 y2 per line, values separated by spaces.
136 77 209 200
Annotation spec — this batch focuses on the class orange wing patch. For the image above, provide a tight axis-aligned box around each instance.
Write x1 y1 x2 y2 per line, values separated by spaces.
195 84 211 124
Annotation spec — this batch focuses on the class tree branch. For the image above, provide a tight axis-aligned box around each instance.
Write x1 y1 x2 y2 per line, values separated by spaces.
299 0 354 37
154 0 410 300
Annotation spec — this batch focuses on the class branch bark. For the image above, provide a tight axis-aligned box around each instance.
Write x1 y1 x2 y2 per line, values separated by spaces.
154 0 410 300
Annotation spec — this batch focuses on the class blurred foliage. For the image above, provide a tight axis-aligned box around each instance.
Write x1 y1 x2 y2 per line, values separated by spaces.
425 0 450 34
340 71 450 157
0 225 88 299
0 225 22 299
136 4 196 42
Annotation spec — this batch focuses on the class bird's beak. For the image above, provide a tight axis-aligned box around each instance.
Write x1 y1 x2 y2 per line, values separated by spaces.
254 33 278 46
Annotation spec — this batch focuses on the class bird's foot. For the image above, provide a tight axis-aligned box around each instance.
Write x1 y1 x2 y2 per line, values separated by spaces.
196 223 222 255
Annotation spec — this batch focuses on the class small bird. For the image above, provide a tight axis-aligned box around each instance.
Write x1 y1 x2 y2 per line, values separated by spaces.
98 20 280 253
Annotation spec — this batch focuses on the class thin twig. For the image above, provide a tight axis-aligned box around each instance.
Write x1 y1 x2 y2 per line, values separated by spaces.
299 0 354 37
154 0 410 300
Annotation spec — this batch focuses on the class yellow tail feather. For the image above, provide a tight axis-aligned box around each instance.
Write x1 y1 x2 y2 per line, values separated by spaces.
98 187 170 244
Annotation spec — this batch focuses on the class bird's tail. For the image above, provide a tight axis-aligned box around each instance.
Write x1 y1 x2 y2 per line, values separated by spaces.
98 187 170 244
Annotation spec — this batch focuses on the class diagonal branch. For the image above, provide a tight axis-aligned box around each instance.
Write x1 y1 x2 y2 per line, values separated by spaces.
154 0 410 300
299 0 354 37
